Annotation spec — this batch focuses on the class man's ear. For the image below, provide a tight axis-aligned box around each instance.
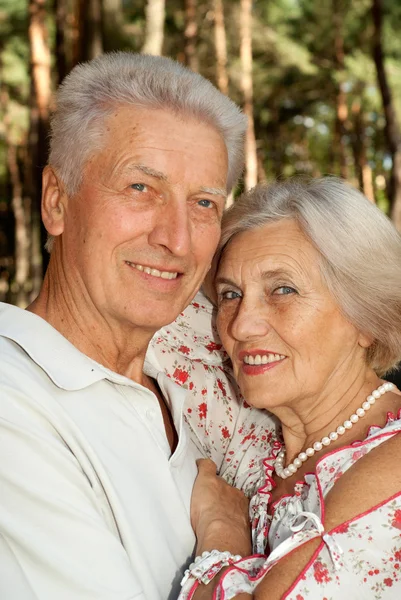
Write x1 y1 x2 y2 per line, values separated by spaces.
41 166 68 236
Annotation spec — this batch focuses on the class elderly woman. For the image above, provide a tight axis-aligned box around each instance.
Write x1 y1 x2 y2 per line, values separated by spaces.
179 177 401 600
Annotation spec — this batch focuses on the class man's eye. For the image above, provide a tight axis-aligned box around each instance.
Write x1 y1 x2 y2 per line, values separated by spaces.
197 199 213 208
274 286 296 295
130 183 147 192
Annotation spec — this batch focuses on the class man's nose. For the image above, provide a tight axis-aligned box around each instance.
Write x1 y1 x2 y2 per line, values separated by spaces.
149 198 191 256
230 298 270 341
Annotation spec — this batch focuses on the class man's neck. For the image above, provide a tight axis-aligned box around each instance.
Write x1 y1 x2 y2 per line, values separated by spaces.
28 271 155 385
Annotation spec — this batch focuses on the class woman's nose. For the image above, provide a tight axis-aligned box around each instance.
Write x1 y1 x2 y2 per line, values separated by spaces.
230 300 270 341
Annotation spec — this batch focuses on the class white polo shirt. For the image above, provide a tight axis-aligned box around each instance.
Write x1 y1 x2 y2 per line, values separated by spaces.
0 302 197 600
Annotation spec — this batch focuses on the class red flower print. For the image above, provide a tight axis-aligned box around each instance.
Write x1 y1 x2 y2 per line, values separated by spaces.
392 509 401 530
395 550 401 561
313 561 331 584
384 578 393 587
201 388 207 395
198 402 207 420
173 368 189 385
296 595 304 600
189 382 194 390
205 341 223 353
217 378 227 397
221 426 230 439
336 522 349 534
178 345 190 355
192 302 200 308
187 408 192 414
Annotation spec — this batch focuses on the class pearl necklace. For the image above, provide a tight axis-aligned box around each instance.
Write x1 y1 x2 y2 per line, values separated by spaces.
274 382 395 479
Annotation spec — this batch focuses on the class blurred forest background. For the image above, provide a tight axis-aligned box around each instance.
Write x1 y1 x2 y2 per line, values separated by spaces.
1 0 401 312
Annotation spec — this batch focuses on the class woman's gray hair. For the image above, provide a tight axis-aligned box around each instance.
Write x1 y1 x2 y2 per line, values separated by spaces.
213 177 401 375
49 52 247 196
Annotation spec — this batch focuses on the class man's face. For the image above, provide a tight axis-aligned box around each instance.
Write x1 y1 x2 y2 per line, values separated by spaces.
58 106 228 332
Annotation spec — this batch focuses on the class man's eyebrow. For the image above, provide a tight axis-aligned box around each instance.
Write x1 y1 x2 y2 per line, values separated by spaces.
128 164 168 181
200 186 227 198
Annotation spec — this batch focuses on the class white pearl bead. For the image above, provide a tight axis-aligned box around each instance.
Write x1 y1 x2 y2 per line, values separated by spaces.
273 383 391 480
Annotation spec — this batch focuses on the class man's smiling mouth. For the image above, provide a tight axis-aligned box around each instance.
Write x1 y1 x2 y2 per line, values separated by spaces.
125 261 179 280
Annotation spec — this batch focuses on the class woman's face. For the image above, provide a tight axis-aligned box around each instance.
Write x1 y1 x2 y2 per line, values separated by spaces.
215 220 369 411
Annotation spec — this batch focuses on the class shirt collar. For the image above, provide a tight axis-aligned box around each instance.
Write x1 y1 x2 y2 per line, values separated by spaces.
0 302 161 392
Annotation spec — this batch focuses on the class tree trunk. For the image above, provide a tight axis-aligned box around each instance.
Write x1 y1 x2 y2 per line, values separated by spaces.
333 0 349 180
75 0 103 63
0 85 31 307
28 0 52 283
53 0 68 84
184 0 198 71
142 0 165 56
240 0 257 190
351 97 375 202
213 0 228 94
102 0 125 52
372 0 401 230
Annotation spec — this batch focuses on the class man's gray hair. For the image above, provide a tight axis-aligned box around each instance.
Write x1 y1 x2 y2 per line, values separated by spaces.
49 52 247 196
214 177 401 375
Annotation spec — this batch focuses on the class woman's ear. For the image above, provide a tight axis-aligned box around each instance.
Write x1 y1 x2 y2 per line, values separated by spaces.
41 166 67 237
358 331 374 349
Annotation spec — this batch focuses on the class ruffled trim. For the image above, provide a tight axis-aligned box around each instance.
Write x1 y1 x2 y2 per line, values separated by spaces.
249 410 401 556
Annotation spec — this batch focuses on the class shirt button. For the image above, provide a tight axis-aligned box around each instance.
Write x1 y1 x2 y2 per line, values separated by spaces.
146 409 156 421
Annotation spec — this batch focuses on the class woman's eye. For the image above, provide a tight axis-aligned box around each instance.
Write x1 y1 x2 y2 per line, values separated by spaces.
219 290 242 301
130 183 147 192
274 286 296 295
197 199 213 208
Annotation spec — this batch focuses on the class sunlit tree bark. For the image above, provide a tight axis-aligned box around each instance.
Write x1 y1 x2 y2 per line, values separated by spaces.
0 85 31 307
184 0 198 71
240 0 257 190
213 0 228 94
53 0 68 84
372 0 401 230
350 95 375 202
333 0 349 180
142 0 165 56
28 0 52 283
74 0 103 64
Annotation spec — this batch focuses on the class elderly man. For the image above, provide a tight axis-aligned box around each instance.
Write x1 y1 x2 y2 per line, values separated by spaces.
0 52 247 600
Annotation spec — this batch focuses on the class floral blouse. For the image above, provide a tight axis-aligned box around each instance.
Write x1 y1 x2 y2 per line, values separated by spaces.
147 291 279 497
212 412 401 599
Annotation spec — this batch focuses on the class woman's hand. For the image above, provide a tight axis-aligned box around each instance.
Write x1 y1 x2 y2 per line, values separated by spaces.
191 459 252 556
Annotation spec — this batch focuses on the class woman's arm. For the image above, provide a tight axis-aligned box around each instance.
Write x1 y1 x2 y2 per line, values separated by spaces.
255 431 401 598
189 433 401 599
